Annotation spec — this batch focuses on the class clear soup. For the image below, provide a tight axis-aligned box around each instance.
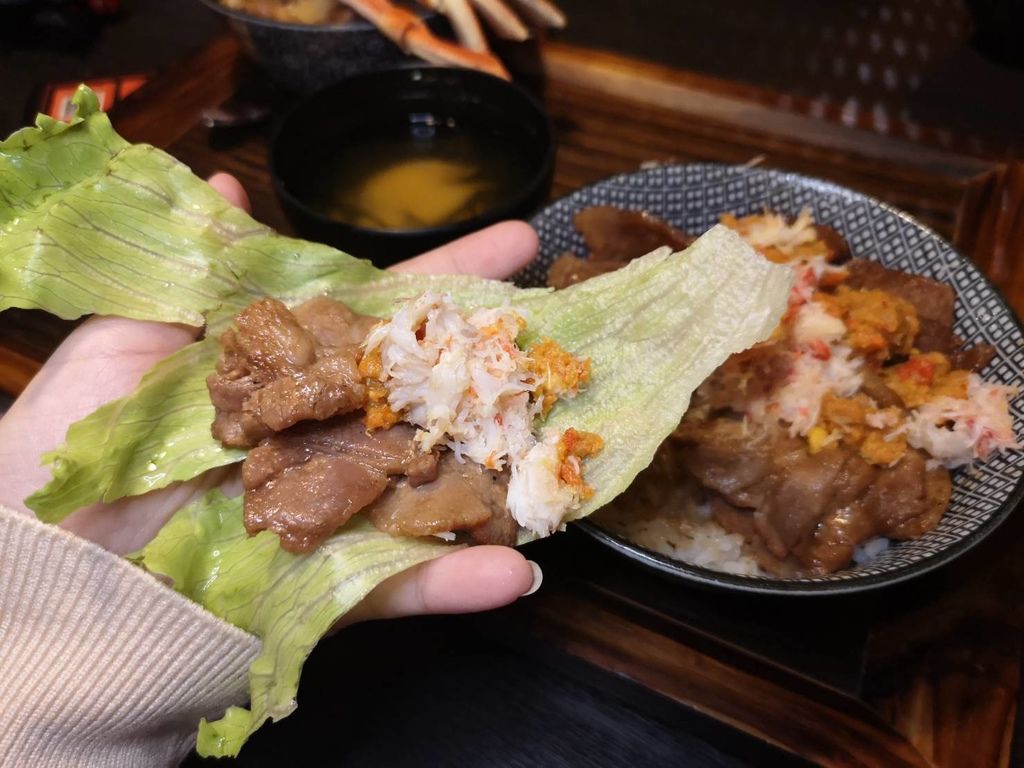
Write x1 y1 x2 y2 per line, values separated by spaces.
308 120 536 231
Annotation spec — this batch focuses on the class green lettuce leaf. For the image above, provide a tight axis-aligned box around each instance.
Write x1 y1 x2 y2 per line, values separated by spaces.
132 491 450 758
26 338 243 521
6 88 793 757
0 87 126 224
135 226 790 756
515 226 791 524
1 87 240 324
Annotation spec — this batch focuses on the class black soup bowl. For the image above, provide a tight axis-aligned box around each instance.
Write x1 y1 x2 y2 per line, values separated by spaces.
270 67 555 266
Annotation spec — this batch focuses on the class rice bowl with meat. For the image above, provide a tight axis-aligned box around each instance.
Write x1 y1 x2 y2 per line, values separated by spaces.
597 208 1018 577
538 180 1023 585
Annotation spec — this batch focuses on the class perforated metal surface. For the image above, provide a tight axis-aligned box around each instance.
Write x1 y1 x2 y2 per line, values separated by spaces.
526 164 1024 593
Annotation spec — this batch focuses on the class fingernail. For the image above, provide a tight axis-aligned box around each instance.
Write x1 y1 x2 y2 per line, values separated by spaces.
522 560 543 596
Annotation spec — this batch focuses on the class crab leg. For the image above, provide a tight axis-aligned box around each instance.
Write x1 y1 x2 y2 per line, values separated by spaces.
342 0 510 78
468 0 529 41
417 0 488 52
507 0 566 28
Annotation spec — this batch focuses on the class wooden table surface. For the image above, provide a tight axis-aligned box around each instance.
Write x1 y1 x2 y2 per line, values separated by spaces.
4 32 1024 768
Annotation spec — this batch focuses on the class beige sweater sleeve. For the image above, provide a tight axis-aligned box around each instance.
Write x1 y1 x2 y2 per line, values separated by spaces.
0 505 261 768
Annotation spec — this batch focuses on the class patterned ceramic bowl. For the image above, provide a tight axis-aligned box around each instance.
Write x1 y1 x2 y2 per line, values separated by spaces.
523 163 1024 595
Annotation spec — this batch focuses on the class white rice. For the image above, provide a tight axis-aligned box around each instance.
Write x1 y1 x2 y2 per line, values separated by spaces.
852 536 890 563
594 476 762 576
622 511 762 576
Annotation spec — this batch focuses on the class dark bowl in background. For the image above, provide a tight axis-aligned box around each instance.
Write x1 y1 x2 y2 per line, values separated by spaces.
199 0 442 92
270 66 555 266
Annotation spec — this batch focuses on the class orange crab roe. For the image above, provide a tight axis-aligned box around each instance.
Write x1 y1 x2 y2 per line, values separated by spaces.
528 338 592 416
358 347 402 431
816 287 919 365
883 352 969 408
556 427 604 499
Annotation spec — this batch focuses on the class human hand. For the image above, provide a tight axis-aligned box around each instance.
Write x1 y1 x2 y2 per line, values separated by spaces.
0 172 541 621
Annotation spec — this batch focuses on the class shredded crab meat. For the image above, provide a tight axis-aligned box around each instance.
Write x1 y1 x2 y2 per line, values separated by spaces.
506 427 603 535
750 299 863 437
764 279 1017 468
788 256 847 308
791 299 846 347
724 210 845 310
865 409 902 430
506 430 578 535
363 292 538 468
766 344 863 437
729 208 818 254
905 374 1020 468
362 292 598 534
735 212 1017 468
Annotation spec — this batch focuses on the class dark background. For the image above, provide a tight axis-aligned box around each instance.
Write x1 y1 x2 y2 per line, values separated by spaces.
0 0 218 134
1 0 1022 152
180 601 812 767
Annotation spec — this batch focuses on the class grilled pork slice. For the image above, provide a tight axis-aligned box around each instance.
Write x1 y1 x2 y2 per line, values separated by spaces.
242 417 436 553
675 417 951 574
208 297 377 448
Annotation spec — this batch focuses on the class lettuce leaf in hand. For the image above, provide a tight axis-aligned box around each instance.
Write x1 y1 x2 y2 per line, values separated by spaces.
26 338 242 521
25 270 539 522
4 87 793 757
27 224 786 528
135 225 790 757
6 85 537 520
